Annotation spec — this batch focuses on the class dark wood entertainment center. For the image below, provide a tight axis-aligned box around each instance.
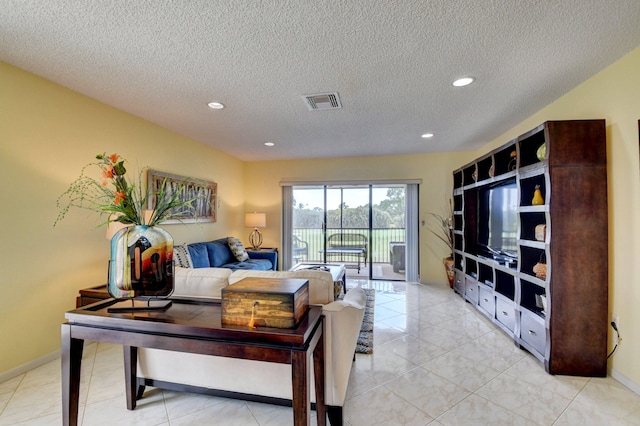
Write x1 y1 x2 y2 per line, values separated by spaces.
452 120 608 376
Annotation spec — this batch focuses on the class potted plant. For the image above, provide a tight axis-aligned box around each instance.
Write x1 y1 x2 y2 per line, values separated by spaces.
426 199 454 288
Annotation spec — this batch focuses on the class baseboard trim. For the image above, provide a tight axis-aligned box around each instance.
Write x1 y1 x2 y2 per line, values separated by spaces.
0 350 61 383
610 368 640 396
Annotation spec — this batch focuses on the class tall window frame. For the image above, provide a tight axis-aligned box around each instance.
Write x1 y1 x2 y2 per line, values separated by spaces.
281 180 420 282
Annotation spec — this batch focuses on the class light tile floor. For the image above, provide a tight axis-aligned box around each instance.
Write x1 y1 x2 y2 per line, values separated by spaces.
1 280 639 425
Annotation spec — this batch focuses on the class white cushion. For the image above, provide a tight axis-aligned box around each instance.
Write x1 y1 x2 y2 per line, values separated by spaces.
173 266 231 299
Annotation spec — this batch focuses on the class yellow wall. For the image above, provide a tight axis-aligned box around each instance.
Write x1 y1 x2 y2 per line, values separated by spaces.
0 62 245 375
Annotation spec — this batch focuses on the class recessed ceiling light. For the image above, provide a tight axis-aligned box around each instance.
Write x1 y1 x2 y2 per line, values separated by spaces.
452 77 474 87
264 142 275 147
207 101 225 109
421 133 434 139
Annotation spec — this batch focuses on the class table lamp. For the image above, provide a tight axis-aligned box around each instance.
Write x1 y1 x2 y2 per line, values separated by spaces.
245 212 266 249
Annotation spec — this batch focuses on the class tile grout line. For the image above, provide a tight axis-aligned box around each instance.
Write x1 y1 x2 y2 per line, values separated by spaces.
0 373 26 420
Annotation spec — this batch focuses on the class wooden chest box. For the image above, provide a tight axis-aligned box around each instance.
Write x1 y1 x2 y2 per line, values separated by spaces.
221 277 309 329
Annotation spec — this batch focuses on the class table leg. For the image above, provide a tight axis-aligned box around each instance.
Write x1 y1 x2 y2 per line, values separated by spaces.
123 346 138 410
61 324 84 426
313 326 326 426
291 349 310 426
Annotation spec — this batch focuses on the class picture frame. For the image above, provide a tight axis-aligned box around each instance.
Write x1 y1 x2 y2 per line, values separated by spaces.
147 170 217 223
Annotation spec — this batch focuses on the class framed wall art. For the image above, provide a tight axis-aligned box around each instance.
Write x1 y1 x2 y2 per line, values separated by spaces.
147 170 217 223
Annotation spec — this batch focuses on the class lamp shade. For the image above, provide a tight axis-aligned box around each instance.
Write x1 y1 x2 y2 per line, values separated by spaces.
245 212 266 228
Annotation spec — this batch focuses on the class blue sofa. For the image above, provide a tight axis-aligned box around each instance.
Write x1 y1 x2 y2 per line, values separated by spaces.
186 237 277 271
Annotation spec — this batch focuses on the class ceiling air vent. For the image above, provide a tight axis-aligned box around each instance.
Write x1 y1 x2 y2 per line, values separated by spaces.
302 92 342 110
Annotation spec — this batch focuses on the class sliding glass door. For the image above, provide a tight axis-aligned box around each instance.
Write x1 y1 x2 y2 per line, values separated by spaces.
288 183 411 281
326 185 371 275
291 186 324 264
370 185 406 280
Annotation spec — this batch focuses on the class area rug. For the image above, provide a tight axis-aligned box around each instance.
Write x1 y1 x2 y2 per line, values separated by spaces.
355 288 375 354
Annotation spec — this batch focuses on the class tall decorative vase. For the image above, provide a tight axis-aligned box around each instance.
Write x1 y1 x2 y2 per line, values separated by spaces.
108 225 174 300
443 256 455 288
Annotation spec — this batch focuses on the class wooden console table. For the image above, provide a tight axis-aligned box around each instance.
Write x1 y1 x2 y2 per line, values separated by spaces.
61 299 325 426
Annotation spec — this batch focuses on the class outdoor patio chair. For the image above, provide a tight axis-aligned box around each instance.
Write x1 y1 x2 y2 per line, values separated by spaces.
292 235 308 261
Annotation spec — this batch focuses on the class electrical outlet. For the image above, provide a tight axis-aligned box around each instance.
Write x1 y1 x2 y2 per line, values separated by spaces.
612 314 620 330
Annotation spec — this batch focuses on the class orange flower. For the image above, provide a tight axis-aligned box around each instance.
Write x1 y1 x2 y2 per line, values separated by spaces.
114 191 126 205
102 165 114 179
108 153 119 164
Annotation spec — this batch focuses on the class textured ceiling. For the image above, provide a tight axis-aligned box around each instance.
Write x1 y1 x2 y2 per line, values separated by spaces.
2 1 640 161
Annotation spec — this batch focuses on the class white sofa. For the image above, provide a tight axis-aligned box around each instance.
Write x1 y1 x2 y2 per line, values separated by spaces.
137 267 366 425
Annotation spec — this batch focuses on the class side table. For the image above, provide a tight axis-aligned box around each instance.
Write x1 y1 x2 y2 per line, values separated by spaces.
76 284 110 308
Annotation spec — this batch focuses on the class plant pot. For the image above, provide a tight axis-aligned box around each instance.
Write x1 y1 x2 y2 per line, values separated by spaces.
443 256 454 288
108 225 174 299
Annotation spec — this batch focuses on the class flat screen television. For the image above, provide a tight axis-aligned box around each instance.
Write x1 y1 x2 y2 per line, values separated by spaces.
477 178 518 263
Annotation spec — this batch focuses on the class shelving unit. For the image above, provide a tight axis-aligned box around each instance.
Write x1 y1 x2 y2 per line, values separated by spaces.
452 120 608 376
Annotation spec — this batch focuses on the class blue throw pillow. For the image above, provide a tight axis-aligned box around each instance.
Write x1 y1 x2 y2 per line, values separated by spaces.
187 243 211 268
206 240 235 266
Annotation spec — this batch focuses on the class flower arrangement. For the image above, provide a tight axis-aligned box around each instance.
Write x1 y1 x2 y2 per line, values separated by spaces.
55 153 196 227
